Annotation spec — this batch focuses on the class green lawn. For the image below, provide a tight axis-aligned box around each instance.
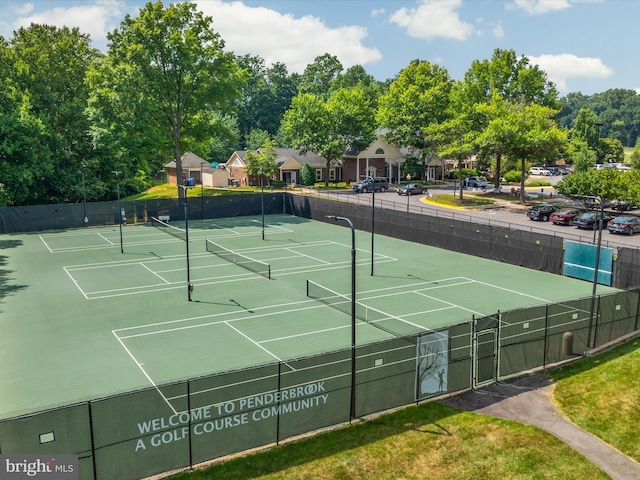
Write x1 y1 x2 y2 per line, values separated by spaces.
167 340 640 480
550 338 640 462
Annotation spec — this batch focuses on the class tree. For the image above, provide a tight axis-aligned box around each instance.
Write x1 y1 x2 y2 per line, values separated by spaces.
600 138 624 163
234 56 298 148
87 1 245 197
246 129 270 150
557 88 640 148
631 137 640 170
427 82 476 199
298 53 343 98
568 139 596 173
556 169 640 209
244 138 279 186
283 85 376 187
458 48 559 189
377 60 453 175
0 82 50 206
480 102 567 202
10 24 101 204
300 164 315 186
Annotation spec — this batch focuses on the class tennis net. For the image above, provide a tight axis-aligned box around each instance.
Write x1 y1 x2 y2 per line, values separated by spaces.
206 239 271 279
306 280 415 340
151 216 187 242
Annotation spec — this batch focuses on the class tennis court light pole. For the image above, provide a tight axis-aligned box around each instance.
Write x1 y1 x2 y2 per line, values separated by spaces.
179 184 193 301
589 195 605 348
326 215 357 421
113 171 123 253
81 167 88 227
200 162 206 220
371 185 375 276
576 194 604 348
261 171 265 240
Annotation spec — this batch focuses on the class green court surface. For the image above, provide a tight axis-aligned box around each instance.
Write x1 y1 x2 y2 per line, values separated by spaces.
0 214 619 416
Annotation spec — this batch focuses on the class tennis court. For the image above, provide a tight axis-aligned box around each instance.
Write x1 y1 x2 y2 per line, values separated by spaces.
0 213 620 417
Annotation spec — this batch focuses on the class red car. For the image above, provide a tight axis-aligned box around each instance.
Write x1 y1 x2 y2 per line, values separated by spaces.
550 208 582 225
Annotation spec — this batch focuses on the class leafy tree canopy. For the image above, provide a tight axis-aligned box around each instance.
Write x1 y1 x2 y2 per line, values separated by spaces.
87 0 245 195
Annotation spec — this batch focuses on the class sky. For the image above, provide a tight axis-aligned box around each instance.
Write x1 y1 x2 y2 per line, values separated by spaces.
0 0 637 96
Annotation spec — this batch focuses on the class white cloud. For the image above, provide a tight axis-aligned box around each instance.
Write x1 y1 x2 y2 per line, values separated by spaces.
389 0 473 41
509 0 572 14
527 53 613 91
2 0 126 46
195 0 382 74
13 3 35 16
371 8 386 17
492 21 505 39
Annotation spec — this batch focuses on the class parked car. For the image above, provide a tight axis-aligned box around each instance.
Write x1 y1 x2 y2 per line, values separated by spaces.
549 208 582 226
529 167 551 176
607 216 640 235
610 199 637 212
574 212 613 230
351 177 389 193
397 183 427 196
463 177 488 188
527 204 556 221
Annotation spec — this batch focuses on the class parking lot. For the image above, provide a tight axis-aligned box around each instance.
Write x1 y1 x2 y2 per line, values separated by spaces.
313 181 640 248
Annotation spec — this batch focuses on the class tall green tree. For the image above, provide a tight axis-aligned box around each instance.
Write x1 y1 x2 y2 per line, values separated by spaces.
377 60 453 175
10 24 101 204
556 169 640 208
234 55 298 148
458 48 559 189
244 137 279 185
283 85 376 186
557 88 640 148
0 36 50 206
298 53 343 99
630 137 640 170
475 100 567 201
568 139 596 173
506 103 568 201
87 1 245 196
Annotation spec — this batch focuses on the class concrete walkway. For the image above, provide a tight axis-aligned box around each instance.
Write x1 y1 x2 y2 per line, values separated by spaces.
439 374 640 480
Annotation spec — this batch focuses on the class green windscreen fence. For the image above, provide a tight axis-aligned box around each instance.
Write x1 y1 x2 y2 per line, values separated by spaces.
564 241 613 285
1 289 638 480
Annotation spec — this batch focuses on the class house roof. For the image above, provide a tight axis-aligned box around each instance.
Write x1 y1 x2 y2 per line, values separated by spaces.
226 148 331 169
356 135 404 160
164 152 211 169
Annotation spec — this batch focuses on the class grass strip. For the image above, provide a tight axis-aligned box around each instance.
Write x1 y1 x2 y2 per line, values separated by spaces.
169 401 609 480
550 338 640 462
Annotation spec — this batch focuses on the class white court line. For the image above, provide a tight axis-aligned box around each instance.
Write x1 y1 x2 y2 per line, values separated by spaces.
39 235 53 253
63 266 88 299
459 276 552 304
224 321 282 362
414 290 484 316
259 323 350 344
209 223 242 234
97 233 114 245
112 331 177 414
141 263 171 284
117 303 328 339
285 247 331 264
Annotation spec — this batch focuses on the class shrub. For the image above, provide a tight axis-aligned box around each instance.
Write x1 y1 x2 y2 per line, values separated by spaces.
503 170 522 183
300 164 315 186
449 168 477 180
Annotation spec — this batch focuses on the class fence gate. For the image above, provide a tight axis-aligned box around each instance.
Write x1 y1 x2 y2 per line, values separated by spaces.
472 314 499 388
